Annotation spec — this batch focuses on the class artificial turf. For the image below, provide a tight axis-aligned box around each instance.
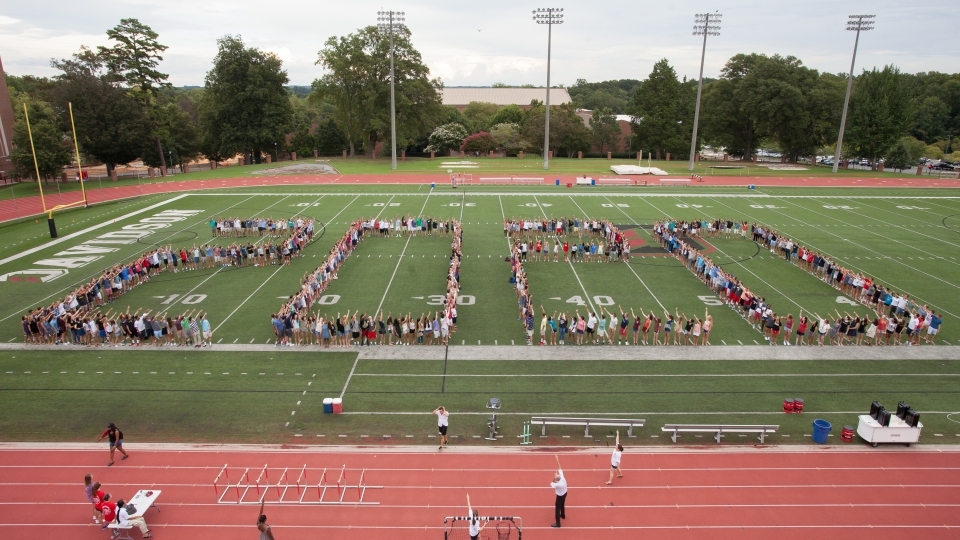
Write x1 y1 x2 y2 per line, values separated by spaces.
2 184 959 446
2 350 959 446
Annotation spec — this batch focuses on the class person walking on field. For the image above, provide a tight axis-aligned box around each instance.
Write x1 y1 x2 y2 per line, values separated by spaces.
97 422 128 466
433 406 449 450
606 431 624 485
550 455 567 528
257 500 275 539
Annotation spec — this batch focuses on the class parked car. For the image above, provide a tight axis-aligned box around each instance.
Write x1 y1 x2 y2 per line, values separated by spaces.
929 162 956 171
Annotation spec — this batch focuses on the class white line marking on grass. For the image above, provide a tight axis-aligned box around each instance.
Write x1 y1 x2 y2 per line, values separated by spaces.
0 194 192 268
212 195 356 336
712 195 960 322
340 193 429 399
0 194 259 325
839 197 960 250
601 196 667 310
537 195 596 313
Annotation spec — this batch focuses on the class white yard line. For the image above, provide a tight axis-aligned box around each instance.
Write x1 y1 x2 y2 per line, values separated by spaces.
0 194 192 267
0 194 261 325
709 195 960 322
806 196 960 255
211 195 358 335
600 196 668 311
664 195 811 314
535 195 596 313
341 193 432 399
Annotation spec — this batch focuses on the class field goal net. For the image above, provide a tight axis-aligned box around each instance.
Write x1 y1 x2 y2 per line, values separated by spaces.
444 516 521 540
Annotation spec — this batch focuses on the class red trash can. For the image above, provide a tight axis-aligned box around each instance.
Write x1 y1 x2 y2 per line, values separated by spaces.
332 398 343 414
794 398 804 413
783 398 795 413
841 425 855 442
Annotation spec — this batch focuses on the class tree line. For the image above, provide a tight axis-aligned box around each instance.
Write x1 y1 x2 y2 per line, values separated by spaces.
7 19 960 181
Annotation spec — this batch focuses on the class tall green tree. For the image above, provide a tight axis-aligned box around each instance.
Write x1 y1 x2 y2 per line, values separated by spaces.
488 104 525 127
846 65 911 165
461 101 500 132
10 101 71 181
632 59 687 158
590 108 621 154
51 47 152 175
314 25 443 156
701 53 842 161
198 35 293 164
98 18 172 172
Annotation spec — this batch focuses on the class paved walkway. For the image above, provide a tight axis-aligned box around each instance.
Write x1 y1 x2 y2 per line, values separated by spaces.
3 342 958 360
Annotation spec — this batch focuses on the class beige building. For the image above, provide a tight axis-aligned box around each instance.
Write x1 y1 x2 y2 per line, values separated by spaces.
441 87 572 111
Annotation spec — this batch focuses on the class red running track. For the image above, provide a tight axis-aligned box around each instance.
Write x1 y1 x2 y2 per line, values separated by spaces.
1 173 957 224
1 445 959 539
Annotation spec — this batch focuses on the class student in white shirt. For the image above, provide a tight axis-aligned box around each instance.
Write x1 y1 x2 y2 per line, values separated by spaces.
606 431 624 485
465 497 487 540
115 498 151 537
550 466 567 527
432 406 449 450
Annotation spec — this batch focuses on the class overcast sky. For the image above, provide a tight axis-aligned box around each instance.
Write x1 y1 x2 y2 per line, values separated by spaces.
1 0 958 88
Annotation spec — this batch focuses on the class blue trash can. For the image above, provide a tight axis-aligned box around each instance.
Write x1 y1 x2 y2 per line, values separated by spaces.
323 398 334 414
812 419 831 444
555 179 560 186
430 182 435 189
590 178 596 186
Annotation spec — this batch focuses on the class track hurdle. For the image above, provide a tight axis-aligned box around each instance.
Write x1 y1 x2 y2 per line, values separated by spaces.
214 463 381 505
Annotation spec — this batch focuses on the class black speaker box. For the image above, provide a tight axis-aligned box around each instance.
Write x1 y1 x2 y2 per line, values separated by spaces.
877 409 891 427
870 401 883 419
905 409 920 427
896 401 909 419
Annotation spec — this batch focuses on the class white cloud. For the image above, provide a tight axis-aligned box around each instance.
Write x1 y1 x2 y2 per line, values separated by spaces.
0 0 957 86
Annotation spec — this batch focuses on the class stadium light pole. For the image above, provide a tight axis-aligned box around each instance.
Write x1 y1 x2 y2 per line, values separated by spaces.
533 8 563 170
688 11 721 172
378 10 405 171
832 14 875 173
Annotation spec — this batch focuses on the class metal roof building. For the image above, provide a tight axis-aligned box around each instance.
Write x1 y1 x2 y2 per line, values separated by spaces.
440 87 572 110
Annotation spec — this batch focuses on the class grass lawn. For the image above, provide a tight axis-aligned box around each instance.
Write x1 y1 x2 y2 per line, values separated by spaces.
2 349 959 446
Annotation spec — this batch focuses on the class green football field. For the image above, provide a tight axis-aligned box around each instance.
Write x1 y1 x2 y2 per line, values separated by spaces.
1 183 959 445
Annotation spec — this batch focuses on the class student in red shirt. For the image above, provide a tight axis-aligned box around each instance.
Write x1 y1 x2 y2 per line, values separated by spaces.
98 493 117 529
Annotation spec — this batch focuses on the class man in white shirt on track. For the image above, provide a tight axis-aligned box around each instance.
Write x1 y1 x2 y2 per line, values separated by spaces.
550 456 567 528
432 406 449 450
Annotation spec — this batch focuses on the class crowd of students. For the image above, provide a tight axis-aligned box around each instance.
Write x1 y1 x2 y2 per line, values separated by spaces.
19 216 313 346
24 304 212 348
507 218 711 346
209 216 303 238
653 218 944 346
270 217 463 347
